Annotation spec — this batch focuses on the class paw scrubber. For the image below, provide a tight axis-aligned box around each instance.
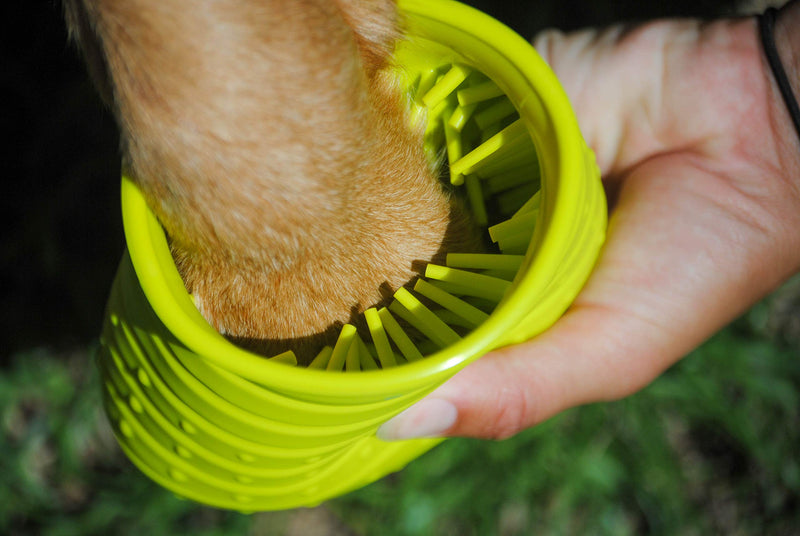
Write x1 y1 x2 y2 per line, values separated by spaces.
98 0 606 511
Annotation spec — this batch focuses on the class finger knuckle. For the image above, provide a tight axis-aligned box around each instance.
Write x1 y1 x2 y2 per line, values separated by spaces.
485 384 537 440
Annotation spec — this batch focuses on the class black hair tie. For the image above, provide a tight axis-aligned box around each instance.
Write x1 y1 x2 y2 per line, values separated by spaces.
759 6 800 145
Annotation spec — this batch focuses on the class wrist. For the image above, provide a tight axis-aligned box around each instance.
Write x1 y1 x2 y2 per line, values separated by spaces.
763 2 800 174
765 2 800 273
774 1 800 108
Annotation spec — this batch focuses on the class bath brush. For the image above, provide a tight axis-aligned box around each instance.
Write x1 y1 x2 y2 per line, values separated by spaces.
98 0 606 511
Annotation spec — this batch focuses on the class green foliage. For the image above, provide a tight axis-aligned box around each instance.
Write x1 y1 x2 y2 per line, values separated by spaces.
0 347 251 536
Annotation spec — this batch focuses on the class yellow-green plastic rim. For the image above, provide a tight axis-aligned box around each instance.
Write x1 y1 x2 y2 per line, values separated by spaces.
120 0 605 403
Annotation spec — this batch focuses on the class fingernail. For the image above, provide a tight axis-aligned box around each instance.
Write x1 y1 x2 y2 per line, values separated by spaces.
377 398 458 441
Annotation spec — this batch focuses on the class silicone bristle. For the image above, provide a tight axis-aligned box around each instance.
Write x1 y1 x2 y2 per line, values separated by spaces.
345 333 362 372
474 98 517 129
425 264 511 302
390 288 461 348
497 230 533 255
268 351 297 366
357 337 379 370
469 127 534 177
426 279 474 297
480 269 518 281
450 119 528 178
424 100 451 154
327 324 356 371
393 351 408 365
513 190 542 218
377 308 424 362
428 98 454 125
462 296 499 312
448 103 478 131
457 80 504 106
416 339 440 356
480 122 502 142
484 165 538 195
433 309 474 329
422 64 471 109
446 252 525 272
496 182 539 215
482 164 537 193
464 175 488 226
308 346 333 369
389 299 447 350
444 120 465 185
364 308 397 369
489 212 537 244
415 68 440 105
413 278 489 329
473 147 537 179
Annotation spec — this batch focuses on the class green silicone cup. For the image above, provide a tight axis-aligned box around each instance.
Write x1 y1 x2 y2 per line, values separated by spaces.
98 0 606 511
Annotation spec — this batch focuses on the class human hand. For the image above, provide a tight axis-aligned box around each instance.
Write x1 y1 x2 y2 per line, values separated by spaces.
379 8 800 440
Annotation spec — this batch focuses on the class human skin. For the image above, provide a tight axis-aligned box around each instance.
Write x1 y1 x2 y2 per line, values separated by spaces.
379 2 800 440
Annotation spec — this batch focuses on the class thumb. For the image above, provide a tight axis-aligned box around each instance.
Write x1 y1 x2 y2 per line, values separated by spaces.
376 301 677 441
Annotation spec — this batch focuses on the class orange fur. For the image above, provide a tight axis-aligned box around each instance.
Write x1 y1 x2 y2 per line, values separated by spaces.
65 0 480 360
